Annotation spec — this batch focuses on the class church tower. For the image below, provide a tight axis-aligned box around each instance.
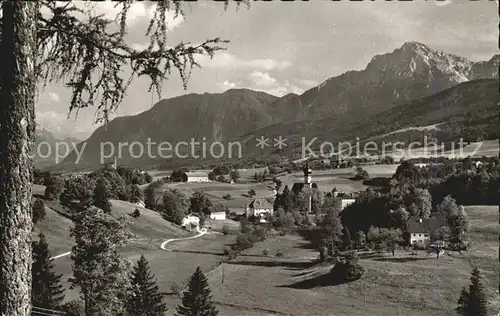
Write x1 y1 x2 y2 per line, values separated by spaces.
303 162 312 213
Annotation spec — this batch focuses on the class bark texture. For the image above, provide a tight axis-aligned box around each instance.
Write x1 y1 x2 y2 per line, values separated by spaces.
0 2 38 316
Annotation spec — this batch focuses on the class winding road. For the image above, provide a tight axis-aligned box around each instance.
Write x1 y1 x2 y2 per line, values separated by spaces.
49 231 207 260
160 230 207 251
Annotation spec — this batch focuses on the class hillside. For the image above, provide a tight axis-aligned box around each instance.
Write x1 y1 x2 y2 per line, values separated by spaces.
33 185 189 256
59 89 278 169
235 79 499 158
56 42 498 170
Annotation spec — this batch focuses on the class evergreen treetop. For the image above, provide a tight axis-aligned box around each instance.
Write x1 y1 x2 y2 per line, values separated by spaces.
32 233 65 310
457 267 488 316
175 267 218 316
126 255 167 316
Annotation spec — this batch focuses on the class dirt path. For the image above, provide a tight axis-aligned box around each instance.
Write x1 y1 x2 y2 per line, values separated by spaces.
160 230 207 251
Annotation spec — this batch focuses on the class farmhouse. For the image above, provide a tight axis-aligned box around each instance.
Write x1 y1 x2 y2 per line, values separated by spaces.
407 217 431 246
246 199 273 223
185 171 210 183
181 213 200 231
406 215 446 247
204 205 227 221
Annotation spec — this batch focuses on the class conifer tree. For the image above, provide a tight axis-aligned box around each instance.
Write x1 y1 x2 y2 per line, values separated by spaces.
93 178 112 213
126 255 167 316
175 267 218 316
456 267 488 316
31 233 65 310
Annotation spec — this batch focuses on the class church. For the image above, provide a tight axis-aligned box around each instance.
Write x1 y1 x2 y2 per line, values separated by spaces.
291 162 315 213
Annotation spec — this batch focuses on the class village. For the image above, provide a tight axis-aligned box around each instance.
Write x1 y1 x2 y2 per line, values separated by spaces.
30 154 498 316
2 2 497 316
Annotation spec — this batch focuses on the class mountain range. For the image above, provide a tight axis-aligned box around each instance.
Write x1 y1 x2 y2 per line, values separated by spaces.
35 126 82 169
46 41 498 171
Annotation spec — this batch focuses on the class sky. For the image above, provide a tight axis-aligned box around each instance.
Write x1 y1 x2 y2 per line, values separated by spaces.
35 0 499 140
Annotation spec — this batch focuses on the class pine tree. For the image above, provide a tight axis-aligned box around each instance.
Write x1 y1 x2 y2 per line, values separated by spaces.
456 267 488 316
93 178 112 213
175 267 218 316
126 255 167 316
32 233 65 310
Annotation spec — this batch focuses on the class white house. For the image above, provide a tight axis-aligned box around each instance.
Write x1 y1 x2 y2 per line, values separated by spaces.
406 216 446 248
185 172 210 183
181 213 200 231
245 199 273 223
339 198 356 210
210 211 226 221
331 194 356 211
407 217 431 247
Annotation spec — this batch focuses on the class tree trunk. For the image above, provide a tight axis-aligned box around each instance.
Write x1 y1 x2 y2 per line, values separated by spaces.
0 2 37 315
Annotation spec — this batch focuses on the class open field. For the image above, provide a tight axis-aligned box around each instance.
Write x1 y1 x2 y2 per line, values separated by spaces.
110 200 190 241
152 179 276 214
163 205 500 316
382 139 499 160
34 207 74 255
31 175 498 314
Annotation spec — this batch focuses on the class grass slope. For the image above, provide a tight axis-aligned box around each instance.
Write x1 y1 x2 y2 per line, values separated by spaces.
181 205 498 316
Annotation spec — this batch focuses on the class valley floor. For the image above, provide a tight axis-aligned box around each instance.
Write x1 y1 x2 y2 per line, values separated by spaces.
36 179 498 315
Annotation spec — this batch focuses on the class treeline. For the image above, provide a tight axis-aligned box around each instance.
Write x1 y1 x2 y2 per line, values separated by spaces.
144 183 228 226
392 157 500 206
36 166 153 216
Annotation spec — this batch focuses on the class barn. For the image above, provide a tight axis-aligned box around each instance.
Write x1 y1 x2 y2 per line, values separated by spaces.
210 211 227 221
186 171 210 183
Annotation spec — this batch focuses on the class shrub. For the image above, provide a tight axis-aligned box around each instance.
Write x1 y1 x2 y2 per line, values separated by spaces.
44 174 65 200
234 233 254 251
252 226 268 242
353 166 369 180
292 211 304 225
32 198 46 224
248 189 256 197
132 208 141 218
223 247 238 260
413 242 427 250
222 224 231 235
276 251 284 257
170 282 182 297
240 218 252 233
61 300 85 316
144 173 153 183
262 249 270 256
330 261 364 283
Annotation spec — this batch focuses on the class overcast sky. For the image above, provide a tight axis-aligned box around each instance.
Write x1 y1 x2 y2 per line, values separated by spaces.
36 0 498 139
